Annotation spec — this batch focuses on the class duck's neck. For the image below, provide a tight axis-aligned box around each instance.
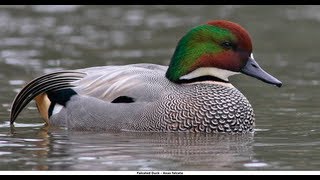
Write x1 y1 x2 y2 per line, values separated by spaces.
174 75 228 84
178 67 239 82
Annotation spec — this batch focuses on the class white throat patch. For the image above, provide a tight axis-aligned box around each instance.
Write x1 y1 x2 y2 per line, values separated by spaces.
179 67 240 81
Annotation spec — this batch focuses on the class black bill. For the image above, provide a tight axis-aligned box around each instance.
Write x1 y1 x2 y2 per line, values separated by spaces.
241 56 282 87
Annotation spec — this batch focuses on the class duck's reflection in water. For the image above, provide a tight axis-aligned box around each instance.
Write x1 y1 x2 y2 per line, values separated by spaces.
27 126 254 171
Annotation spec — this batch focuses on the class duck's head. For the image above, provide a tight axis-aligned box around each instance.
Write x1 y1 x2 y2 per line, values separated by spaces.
166 20 282 87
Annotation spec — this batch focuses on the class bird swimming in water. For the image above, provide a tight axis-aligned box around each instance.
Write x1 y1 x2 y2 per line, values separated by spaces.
10 20 282 133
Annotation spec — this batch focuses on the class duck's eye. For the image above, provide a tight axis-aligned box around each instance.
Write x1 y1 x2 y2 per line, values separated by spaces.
221 41 234 49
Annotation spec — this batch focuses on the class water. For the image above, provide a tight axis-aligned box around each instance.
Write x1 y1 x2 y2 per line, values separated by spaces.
0 5 319 171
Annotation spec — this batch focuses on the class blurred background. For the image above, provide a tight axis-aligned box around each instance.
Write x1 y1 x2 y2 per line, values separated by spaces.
0 5 319 171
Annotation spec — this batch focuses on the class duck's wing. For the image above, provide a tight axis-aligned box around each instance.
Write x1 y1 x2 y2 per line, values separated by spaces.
10 63 168 124
74 63 168 102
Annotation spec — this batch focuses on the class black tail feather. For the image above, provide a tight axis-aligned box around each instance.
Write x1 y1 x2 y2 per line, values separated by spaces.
10 71 86 124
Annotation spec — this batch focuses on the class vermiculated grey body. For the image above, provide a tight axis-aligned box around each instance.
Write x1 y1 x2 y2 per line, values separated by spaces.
48 64 255 133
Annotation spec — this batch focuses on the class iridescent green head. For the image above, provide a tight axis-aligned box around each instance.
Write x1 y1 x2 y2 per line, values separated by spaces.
166 20 282 87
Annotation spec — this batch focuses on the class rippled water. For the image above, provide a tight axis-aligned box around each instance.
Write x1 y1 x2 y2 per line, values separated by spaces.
0 5 319 171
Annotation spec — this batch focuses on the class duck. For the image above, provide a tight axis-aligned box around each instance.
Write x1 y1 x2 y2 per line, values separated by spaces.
10 20 282 133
